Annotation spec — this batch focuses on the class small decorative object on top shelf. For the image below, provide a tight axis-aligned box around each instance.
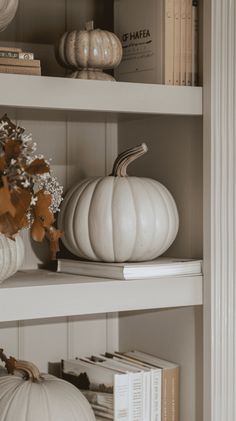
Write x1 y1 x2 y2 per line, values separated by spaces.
0 349 96 421
0 0 18 32
57 21 123 81
59 143 179 262
0 115 63 283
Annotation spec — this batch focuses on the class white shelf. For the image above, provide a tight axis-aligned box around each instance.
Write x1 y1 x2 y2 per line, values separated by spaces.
0 270 203 322
0 74 202 116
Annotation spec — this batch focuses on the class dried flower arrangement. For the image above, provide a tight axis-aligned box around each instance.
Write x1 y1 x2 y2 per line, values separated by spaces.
0 114 63 259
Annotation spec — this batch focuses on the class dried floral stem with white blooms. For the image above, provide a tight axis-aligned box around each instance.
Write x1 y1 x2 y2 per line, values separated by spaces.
0 114 63 259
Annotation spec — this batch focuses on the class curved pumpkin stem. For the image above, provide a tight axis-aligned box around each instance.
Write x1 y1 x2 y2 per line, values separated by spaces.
0 348 42 382
111 143 148 177
85 21 94 31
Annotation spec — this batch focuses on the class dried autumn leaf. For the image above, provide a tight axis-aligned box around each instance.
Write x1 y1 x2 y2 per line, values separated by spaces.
45 226 64 260
0 114 24 137
25 158 50 175
11 188 32 229
34 190 54 227
31 220 45 242
0 176 16 217
0 212 18 237
4 139 21 162
0 156 6 172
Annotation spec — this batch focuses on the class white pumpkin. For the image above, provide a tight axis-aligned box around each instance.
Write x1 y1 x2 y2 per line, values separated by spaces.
0 353 96 421
0 234 24 284
0 0 18 32
69 69 115 81
58 21 122 70
59 143 179 262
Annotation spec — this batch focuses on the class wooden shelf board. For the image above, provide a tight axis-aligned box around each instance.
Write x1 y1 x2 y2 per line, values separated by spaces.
0 270 203 322
0 74 202 116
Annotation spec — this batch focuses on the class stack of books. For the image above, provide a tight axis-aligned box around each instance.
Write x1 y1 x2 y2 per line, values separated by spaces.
57 257 202 280
114 0 199 86
0 47 41 76
62 350 179 421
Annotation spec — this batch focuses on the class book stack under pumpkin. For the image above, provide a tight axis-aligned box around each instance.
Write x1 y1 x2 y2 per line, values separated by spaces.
0 47 41 75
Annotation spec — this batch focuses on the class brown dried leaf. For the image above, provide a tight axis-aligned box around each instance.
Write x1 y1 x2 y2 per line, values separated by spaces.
0 213 18 237
4 139 21 162
0 176 16 217
31 220 45 242
0 114 24 137
34 190 54 227
45 226 64 260
25 158 49 175
11 188 32 229
0 156 6 172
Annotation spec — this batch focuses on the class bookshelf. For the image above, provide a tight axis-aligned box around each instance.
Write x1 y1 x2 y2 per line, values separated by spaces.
0 1 234 421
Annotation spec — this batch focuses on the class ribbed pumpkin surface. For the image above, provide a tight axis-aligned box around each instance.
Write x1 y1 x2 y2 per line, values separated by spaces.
0 373 95 421
0 234 24 283
59 176 179 262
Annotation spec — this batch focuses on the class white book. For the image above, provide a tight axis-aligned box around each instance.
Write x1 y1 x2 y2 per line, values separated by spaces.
186 0 192 85
192 0 198 86
57 257 202 280
114 0 175 85
180 0 187 85
173 0 181 85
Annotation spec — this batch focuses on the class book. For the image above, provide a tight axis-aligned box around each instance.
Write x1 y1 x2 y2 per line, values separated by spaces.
173 0 181 85
0 57 40 67
114 0 174 85
57 257 202 280
180 0 186 85
0 51 34 60
124 351 179 421
185 0 192 85
0 65 41 76
192 0 198 86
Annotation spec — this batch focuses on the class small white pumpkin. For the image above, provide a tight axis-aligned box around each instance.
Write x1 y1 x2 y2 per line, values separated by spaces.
0 351 96 421
0 234 24 284
0 0 19 32
59 143 179 262
58 21 123 70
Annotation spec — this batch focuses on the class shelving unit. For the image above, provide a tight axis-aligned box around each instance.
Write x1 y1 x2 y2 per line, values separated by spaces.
0 74 202 115
0 270 203 322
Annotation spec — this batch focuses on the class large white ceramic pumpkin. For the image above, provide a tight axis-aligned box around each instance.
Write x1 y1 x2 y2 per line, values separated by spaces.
0 234 24 284
0 0 18 32
59 143 179 262
58 21 122 70
0 352 96 421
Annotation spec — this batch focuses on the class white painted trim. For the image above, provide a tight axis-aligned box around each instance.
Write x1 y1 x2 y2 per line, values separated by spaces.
203 0 236 420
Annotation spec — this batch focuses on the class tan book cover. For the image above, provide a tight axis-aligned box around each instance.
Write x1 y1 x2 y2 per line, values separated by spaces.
173 0 181 85
164 0 174 84
186 0 192 85
0 65 41 76
0 57 40 67
0 46 22 52
180 0 186 85
192 0 198 86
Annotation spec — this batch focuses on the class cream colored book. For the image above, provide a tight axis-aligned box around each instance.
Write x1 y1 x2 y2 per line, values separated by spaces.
164 0 174 84
0 57 40 67
57 257 202 280
192 0 199 85
180 0 186 85
186 0 192 85
173 0 181 85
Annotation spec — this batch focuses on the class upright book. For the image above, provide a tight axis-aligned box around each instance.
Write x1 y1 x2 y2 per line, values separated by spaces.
57 257 202 280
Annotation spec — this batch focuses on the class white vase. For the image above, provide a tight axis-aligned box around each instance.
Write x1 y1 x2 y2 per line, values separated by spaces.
0 234 24 284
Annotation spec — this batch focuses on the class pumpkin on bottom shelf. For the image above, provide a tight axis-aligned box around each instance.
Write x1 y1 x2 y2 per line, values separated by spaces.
0 350 95 421
59 143 179 262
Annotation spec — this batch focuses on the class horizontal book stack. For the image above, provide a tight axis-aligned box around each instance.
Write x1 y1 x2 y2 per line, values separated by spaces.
62 350 179 421
114 0 199 86
0 47 41 76
57 257 202 279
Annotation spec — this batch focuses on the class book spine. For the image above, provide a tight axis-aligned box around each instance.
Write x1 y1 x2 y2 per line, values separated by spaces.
151 370 162 421
0 51 34 60
164 0 174 85
0 57 40 67
0 65 41 76
161 368 179 421
192 0 198 86
186 0 192 85
180 0 186 85
130 372 143 421
114 374 130 421
171 367 179 421
143 372 151 421
173 0 181 85
0 46 22 52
